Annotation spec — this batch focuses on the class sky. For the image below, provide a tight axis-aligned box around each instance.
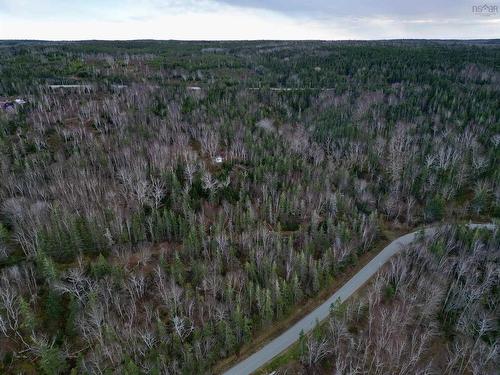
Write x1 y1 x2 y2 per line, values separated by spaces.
0 0 499 40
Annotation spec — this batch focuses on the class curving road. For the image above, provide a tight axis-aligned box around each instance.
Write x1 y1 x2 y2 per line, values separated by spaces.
223 223 496 375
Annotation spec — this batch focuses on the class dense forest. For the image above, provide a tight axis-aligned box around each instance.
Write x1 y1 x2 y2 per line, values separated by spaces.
277 226 499 375
0 40 499 374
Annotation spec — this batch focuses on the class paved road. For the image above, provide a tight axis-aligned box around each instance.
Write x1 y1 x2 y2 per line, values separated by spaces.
223 223 496 375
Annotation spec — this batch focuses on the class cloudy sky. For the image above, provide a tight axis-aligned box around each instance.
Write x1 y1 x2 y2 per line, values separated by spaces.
0 0 499 40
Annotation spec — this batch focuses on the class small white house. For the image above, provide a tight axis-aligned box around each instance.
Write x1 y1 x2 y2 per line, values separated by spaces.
214 156 223 164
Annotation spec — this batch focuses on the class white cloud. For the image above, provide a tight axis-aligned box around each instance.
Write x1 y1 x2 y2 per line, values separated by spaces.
0 0 498 40
0 3 349 40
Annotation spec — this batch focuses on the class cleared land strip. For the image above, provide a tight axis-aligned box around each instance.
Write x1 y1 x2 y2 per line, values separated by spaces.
247 87 335 91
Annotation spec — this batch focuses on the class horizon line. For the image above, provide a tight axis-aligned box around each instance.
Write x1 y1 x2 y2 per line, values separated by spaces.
1 38 499 42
